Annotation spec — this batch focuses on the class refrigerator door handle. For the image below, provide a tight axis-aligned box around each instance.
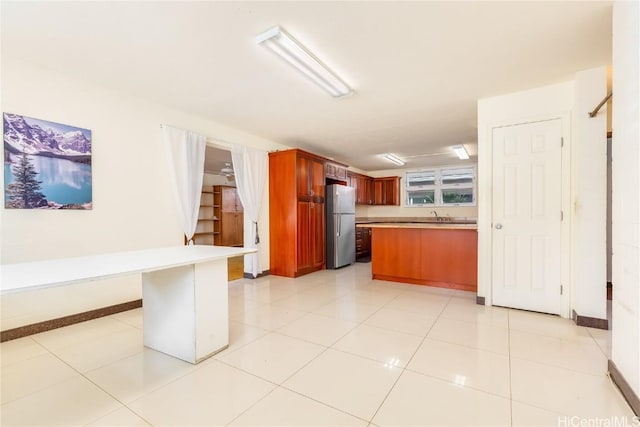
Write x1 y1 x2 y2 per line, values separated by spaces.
337 214 341 237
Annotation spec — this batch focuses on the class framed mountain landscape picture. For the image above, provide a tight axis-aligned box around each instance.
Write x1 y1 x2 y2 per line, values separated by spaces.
3 113 92 209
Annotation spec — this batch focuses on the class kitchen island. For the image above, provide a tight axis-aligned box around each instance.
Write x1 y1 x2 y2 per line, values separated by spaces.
364 223 478 292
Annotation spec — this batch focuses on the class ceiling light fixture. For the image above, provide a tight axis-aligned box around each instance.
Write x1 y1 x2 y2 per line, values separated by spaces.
451 145 469 160
256 26 353 98
381 153 406 166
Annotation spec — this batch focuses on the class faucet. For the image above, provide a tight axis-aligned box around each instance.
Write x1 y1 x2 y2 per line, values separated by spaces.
431 210 440 222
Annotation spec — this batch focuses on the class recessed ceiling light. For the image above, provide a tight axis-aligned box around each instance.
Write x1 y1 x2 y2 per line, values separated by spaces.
256 26 353 98
451 145 469 160
381 153 406 166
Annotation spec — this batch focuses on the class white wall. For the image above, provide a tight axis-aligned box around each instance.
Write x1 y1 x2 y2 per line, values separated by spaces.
611 0 640 399
354 167 478 220
572 66 608 321
1 58 286 329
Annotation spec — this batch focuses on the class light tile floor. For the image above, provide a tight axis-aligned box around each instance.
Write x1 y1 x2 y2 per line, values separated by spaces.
1 263 635 426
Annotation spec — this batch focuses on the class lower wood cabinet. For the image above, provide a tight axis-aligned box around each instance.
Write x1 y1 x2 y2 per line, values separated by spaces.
355 227 371 259
296 201 325 273
219 211 243 247
371 227 478 291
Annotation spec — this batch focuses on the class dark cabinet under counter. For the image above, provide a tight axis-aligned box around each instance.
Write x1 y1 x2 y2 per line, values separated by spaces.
355 226 372 260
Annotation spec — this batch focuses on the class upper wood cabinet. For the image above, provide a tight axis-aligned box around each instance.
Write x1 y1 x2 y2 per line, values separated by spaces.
325 162 347 181
361 175 374 205
346 172 400 206
373 176 401 206
270 149 326 278
297 154 325 202
346 172 374 205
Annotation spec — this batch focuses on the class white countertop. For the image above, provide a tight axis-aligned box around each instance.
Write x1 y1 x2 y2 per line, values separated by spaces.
0 245 256 294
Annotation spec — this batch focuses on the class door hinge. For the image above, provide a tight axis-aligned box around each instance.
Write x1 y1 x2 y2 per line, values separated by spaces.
560 285 564 295
561 137 564 148
561 211 563 221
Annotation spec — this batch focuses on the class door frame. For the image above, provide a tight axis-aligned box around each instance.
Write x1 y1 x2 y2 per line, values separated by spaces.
478 112 572 318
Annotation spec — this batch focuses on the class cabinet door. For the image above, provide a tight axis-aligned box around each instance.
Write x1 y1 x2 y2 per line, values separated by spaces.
364 177 374 205
383 177 401 206
220 211 236 246
221 187 236 211
373 180 384 204
347 172 358 192
296 202 312 271
297 156 311 200
311 202 325 268
310 158 325 200
362 227 371 255
372 177 401 206
356 176 366 204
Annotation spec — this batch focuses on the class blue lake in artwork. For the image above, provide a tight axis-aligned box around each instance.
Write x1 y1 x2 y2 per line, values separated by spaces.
4 154 92 206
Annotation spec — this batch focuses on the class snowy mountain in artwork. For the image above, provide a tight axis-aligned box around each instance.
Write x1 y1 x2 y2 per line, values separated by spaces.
3 113 91 157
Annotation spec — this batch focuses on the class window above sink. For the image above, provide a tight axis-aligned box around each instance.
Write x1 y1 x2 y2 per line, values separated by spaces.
406 165 476 207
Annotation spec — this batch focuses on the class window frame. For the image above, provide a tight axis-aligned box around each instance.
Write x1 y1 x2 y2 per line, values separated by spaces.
405 165 477 207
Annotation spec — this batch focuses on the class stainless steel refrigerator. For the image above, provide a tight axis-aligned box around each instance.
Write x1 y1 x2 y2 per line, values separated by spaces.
326 184 356 269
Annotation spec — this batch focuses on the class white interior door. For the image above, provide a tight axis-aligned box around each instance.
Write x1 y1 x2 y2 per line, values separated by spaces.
492 119 563 314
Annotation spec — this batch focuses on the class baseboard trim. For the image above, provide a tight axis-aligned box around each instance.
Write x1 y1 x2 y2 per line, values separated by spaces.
243 269 271 279
0 299 143 342
572 309 609 330
476 296 486 305
608 360 640 416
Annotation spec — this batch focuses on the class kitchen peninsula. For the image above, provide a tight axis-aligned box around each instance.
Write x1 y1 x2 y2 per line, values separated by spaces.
360 222 478 292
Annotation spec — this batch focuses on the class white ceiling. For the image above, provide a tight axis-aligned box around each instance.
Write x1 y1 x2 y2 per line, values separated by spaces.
1 1 612 171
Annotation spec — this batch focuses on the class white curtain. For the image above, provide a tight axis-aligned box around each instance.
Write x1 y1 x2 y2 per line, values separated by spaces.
230 143 268 277
162 125 206 244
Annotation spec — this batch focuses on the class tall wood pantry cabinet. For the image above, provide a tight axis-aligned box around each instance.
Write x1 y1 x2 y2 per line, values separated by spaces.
269 149 326 277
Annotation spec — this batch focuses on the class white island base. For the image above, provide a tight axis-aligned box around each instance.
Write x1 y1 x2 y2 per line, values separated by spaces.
143 259 231 363
1 245 256 364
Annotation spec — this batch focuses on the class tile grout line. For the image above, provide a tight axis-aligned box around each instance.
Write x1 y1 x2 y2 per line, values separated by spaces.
10 340 159 426
366 294 453 424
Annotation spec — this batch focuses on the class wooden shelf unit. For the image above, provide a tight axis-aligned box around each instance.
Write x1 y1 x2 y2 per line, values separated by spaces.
190 185 242 246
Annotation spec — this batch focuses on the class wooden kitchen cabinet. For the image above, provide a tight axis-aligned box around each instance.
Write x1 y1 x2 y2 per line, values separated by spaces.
373 176 401 206
297 154 325 201
215 185 243 247
371 226 478 291
355 226 372 260
325 162 348 181
350 173 373 205
270 149 326 277
346 171 358 190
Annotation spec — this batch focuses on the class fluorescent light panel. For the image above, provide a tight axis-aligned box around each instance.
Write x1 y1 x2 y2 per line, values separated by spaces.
381 153 406 166
451 145 469 160
256 26 352 97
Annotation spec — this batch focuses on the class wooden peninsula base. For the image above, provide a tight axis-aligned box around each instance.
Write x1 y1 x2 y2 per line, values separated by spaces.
369 224 478 292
